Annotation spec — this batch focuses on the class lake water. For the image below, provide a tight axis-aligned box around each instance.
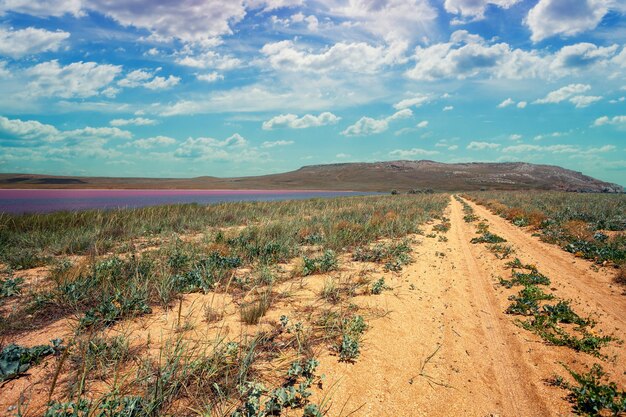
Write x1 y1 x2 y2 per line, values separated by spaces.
0 189 377 214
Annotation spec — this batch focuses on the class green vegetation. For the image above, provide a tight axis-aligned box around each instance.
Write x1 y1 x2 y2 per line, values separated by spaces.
498 258 614 355
467 191 626 265
0 339 63 382
0 194 448 415
552 364 626 416
353 239 413 272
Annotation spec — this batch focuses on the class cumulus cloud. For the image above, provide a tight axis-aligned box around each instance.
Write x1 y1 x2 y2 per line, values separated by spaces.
0 27 70 58
262 140 294 148
406 31 624 81
197 72 224 82
569 95 602 108
143 75 180 90
0 0 83 17
261 39 408 74
552 43 619 70
417 120 429 128
24 60 121 98
176 50 241 70
110 117 157 126
262 112 340 130
174 133 264 161
444 0 520 20
394 94 430 109
126 136 176 149
517 101 527 108
0 115 58 139
526 0 612 42
316 0 438 43
389 147 439 158
497 98 515 108
342 109 412 136
0 115 132 144
443 106 454 111
593 115 626 126
534 83 590 104
118 69 180 90
467 141 500 150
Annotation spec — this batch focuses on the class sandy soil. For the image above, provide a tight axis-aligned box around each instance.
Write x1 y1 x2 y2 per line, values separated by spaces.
308 196 625 417
2 195 624 416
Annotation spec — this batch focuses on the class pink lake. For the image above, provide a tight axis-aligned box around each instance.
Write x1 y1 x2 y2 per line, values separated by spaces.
0 189 377 214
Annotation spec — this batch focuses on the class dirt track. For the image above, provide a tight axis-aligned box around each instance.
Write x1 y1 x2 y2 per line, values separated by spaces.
313 196 625 417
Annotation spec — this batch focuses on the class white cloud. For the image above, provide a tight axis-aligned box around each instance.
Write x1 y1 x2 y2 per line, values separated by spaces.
246 0 304 11
503 143 615 155
335 152 351 158
444 0 520 20
467 141 500 150
0 115 59 139
593 115 626 126
176 50 241 70
394 94 430 109
24 60 121 98
342 109 412 136
63 126 132 140
0 115 132 144
389 147 439 158
143 75 180 90
118 69 180 90
261 140 294 148
197 72 224 82
262 112 340 130
534 83 591 104
497 98 515 108
261 39 408 74
509 134 522 140
552 43 619 70
417 120 429 128
569 95 602 108
406 32 623 81
517 101 527 108
443 106 454 111
87 0 246 44
526 0 612 42
110 117 157 126
318 0 438 43
0 27 69 58
0 0 83 17
126 135 176 149
174 133 263 161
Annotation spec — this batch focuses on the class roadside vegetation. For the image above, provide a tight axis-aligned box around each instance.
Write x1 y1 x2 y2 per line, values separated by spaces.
0 194 448 416
465 192 626 271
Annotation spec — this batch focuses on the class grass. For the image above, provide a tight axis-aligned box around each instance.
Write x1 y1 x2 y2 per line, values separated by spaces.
466 191 626 265
1 194 452 414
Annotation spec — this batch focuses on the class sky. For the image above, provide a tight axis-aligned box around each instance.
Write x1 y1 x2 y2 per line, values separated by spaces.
0 0 625 185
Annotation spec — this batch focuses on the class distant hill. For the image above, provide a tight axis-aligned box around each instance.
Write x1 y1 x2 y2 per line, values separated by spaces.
0 160 622 193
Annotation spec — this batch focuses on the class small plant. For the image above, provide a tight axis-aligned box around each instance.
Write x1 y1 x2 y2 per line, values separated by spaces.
336 315 367 362
552 364 626 416
320 279 341 304
302 250 338 276
506 285 554 315
471 232 507 244
0 339 63 382
240 290 272 325
0 274 23 298
371 278 389 295
487 243 515 259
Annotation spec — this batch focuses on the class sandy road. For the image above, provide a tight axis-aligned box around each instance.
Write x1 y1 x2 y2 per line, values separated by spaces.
315 195 625 417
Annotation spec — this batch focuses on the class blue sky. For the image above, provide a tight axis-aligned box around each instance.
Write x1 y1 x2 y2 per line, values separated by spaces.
0 0 625 185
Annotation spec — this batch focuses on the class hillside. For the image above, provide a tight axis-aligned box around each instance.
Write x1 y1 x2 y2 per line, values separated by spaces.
0 160 622 192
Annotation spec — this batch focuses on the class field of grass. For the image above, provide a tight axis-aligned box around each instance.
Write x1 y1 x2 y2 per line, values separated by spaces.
0 194 449 416
465 191 626 270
